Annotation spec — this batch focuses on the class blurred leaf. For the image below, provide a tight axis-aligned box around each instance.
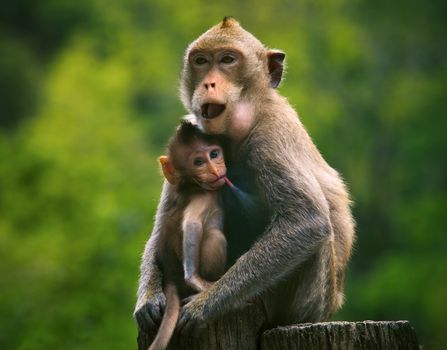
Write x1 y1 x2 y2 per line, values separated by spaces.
0 1 446 349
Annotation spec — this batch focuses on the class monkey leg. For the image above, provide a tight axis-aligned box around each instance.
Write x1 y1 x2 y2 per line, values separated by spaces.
185 274 214 293
182 226 226 298
182 221 207 293
183 221 226 293
199 227 227 282
329 201 355 310
262 239 338 327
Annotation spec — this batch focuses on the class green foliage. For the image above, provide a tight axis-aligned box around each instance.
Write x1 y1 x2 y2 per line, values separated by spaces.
0 1 445 349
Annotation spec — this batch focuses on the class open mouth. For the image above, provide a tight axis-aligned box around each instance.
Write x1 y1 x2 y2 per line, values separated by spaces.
201 103 226 119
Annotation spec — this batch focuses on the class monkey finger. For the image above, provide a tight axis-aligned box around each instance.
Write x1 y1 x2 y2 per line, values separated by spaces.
180 320 194 336
176 313 189 334
135 307 156 331
143 311 157 330
134 310 147 330
182 315 203 336
181 294 198 306
146 303 163 326
177 309 196 335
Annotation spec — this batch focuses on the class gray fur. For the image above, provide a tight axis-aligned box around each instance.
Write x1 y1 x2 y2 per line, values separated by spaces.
135 18 355 332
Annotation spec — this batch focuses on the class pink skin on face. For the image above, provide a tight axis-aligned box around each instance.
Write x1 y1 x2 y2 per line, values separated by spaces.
186 142 227 190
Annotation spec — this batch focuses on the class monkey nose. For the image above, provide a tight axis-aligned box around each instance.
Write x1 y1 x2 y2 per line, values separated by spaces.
210 165 219 177
204 83 216 90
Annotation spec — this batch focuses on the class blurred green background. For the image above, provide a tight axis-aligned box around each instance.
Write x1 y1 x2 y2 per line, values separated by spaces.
0 0 446 349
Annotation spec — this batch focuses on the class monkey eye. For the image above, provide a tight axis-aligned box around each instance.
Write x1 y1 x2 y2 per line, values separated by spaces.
210 149 220 159
193 157 205 166
194 56 208 65
220 55 235 64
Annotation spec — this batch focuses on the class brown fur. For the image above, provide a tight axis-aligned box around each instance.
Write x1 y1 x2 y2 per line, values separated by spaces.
135 18 355 334
145 122 227 349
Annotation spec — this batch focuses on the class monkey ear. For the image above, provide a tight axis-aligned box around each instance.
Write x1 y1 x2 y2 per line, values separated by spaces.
159 156 178 184
267 50 286 88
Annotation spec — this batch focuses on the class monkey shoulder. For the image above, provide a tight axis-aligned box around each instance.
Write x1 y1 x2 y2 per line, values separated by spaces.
242 112 336 215
248 117 302 158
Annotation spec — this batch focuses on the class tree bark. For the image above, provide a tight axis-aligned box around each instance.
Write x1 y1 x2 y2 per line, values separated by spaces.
261 321 420 350
137 302 266 350
138 311 420 350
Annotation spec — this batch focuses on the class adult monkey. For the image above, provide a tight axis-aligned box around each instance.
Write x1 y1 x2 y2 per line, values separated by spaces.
135 17 355 334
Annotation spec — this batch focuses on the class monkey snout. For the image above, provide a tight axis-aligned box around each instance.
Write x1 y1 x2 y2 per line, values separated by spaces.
201 103 226 119
204 83 216 90
209 175 226 189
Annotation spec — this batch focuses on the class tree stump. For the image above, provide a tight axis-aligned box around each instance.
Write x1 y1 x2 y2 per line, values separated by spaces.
261 321 420 350
138 311 421 350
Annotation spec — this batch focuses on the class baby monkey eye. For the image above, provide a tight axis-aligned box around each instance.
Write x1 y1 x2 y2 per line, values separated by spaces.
220 55 235 64
194 56 208 65
210 149 220 159
193 157 205 166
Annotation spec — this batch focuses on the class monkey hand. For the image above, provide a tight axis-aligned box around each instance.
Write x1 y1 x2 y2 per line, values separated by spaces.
181 293 198 306
134 289 166 332
177 291 210 336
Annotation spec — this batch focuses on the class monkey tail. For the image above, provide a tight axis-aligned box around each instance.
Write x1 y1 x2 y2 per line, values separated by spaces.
148 283 180 350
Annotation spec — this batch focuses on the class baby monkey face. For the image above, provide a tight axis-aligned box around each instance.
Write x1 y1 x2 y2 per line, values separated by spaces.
187 142 226 189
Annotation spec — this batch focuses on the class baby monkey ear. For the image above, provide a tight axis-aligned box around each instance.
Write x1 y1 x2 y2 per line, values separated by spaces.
159 156 178 184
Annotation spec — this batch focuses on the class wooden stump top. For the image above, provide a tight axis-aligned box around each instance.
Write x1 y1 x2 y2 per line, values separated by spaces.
261 320 420 350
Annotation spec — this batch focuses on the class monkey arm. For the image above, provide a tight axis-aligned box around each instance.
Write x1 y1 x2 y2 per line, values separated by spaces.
178 149 331 330
134 181 172 329
207 196 329 312
183 220 204 291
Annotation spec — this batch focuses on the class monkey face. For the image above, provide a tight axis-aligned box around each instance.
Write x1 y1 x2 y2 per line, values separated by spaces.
180 19 285 140
188 48 246 135
184 142 226 190
180 20 264 137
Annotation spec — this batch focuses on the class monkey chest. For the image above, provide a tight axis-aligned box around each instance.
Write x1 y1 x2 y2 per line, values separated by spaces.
222 165 270 266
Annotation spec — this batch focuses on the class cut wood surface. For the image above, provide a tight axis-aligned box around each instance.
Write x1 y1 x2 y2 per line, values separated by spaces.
137 310 421 350
261 321 420 350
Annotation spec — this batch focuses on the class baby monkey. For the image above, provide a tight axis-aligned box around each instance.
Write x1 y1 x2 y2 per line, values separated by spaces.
149 120 228 350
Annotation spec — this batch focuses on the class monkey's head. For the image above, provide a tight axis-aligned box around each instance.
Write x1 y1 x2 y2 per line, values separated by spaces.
159 121 227 190
180 17 285 137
